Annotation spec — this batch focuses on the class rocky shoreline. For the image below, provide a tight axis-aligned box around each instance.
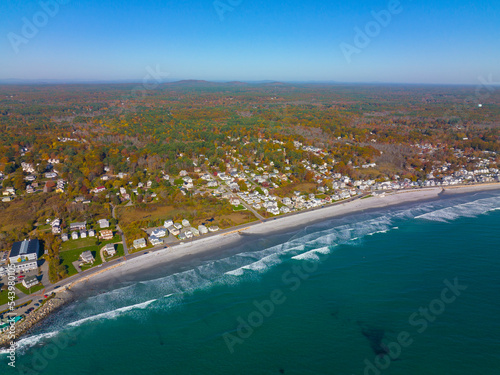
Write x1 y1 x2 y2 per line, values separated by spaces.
0 291 73 349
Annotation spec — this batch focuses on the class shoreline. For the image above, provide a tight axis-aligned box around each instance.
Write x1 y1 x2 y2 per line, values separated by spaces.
1 183 500 347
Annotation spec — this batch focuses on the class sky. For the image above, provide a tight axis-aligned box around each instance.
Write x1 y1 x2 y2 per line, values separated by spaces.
0 0 499 84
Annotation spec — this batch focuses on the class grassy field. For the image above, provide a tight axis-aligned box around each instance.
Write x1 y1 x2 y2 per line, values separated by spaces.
0 290 17 305
59 245 102 276
16 282 45 295
61 237 97 251
104 244 125 261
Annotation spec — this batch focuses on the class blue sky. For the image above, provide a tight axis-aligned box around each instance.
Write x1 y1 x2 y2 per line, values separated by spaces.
0 0 498 84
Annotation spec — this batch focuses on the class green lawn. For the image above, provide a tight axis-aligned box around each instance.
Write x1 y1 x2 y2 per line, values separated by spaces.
100 234 121 246
233 204 247 211
59 245 102 276
104 244 125 261
61 237 98 251
16 283 45 295
0 290 18 305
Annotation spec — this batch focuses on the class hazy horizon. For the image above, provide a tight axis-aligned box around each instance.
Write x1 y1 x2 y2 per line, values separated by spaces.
1 0 499 85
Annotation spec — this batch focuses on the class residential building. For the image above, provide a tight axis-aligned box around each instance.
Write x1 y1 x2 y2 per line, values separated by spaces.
70 221 87 231
181 219 190 227
71 232 79 240
98 219 110 228
80 251 95 264
104 243 116 256
61 233 69 242
100 230 113 240
88 229 96 237
151 228 167 238
22 275 39 289
133 238 147 249
80 230 87 238
149 235 162 246
198 225 208 235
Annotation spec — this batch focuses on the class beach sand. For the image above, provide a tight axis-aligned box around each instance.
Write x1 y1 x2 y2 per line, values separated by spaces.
2 183 500 346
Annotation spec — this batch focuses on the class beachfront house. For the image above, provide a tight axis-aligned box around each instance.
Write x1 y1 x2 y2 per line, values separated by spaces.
166 226 179 236
98 219 110 229
104 243 116 257
133 238 147 249
181 219 190 227
164 219 174 228
198 225 208 235
208 226 219 232
151 228 167 238
80 251 95 264
22 275 39 289
191 228 200 237
100 230 113 240
149 235 162 246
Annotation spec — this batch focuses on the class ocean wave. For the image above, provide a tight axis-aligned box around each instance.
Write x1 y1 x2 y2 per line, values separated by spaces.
415 196 500 222
67 298 157 328
291 246 332 261
0 331 60 356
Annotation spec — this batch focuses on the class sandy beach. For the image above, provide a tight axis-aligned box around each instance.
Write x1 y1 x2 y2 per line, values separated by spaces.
2 183 500 346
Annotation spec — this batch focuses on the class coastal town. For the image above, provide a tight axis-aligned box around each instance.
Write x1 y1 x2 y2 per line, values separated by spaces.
0 82 499 342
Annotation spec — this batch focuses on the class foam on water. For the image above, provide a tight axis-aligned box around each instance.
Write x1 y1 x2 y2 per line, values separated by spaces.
291 246 332 261
416 196 500 222
67 298 157 328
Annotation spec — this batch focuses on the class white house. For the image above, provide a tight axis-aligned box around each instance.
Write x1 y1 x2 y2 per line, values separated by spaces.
133 238 147 249
98 219 110 229
149 235 162 246
104 243 116 256
80 251 94 264
22 275 39 289
181 219 190 227
72 232 79 240
164 219 174 228
151 228 167 238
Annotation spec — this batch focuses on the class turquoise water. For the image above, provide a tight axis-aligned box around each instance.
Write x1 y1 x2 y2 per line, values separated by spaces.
3 192 500 375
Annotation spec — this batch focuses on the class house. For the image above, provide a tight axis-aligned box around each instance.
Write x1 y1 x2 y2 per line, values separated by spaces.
88 229 95 237
164 219 174 228
98 219 110 229
91 186 106 194
8 239 40 268
104 243 116 256
149 235 162 246
179 170 188 177
208 226 219 232
100 230 113 240
191 227 200 237
80 230 87 239
151 228 166 238
198 225 208 235
80 251 95 264
22 275 39 289
72 232 79 240
2 196 13 202
5 187 15 195
70 221 87 231
61 233 69 242
45 172 57 179
166 226 179 236
133 238 147 249
181 219 190 227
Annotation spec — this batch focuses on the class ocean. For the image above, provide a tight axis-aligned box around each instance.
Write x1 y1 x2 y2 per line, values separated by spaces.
2 190 500 375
